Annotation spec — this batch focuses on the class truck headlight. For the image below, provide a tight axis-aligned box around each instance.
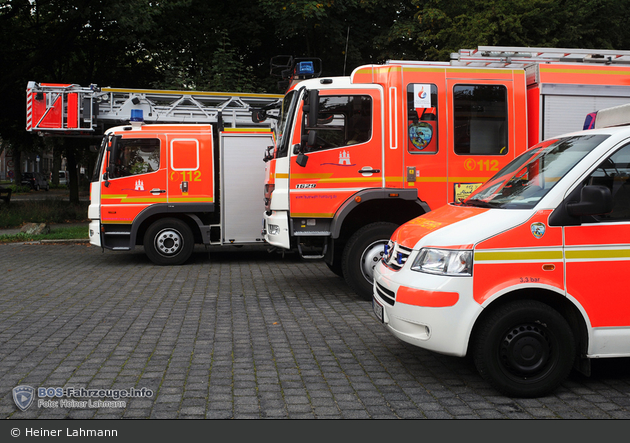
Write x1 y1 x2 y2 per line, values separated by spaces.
411 248 472 276
268 224 281 235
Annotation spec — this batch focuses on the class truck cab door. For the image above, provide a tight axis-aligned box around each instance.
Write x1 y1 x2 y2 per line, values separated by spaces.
445 75 527 203
166 128 214 207
289 88 383 219
101 132 167 225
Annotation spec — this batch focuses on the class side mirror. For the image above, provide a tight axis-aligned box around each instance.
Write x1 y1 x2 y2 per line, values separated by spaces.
104 135 121 186
304 89 319 128
567 185 613 216
294 130 318 168
252 109 267 123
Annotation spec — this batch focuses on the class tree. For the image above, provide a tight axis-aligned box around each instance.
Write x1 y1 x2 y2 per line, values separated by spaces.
409 0 630 61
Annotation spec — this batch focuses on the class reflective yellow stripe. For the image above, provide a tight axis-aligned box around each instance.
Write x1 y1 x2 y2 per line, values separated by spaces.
475 250 563 261
291 213 334 218
102 87 282 99
540 66 630 76
318 177 381 184
566 249 630 260
168 197 214 203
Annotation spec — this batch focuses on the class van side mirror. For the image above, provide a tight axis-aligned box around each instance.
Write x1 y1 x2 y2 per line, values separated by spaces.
567 185 613 216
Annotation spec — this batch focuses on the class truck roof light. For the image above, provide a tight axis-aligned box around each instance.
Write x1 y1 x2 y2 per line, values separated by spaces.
130 109 144 122
296 61 314 76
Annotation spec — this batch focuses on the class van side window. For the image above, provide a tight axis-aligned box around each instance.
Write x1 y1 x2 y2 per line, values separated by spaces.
587 143 630 221
111 138 160 179
407 84 438 154
453 85 508 155
305 95 372 151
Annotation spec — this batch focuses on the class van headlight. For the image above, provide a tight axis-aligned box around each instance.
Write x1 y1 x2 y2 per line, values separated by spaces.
410 248 472 276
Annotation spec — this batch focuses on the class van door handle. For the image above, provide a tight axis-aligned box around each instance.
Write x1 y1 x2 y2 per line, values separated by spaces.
358 169 380 174
150 188 166 194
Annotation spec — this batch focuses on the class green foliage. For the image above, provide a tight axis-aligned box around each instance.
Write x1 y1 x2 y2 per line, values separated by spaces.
2 0 630 156
411 0 630 61
0 200 89 229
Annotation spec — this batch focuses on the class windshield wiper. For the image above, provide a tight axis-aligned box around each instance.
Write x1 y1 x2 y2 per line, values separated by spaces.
462 198 499 208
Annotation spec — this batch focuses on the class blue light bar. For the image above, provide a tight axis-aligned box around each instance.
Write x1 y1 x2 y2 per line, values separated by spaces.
296 61 315 76
130 109 144 122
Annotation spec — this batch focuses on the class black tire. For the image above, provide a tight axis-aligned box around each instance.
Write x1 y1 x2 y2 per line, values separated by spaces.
341 222 397 300
143 218 194 266
473 300 575 398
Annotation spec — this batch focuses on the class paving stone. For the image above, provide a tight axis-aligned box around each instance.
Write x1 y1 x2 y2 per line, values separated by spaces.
1 244 629 419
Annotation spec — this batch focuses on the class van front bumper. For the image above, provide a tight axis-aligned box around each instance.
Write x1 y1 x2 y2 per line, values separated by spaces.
372 261 481 357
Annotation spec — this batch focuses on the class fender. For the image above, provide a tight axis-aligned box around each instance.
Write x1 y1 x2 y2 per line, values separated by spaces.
329 188 430 238
104 203 215 250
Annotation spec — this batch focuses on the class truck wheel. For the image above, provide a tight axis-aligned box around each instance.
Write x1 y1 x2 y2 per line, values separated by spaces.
473 300 575 397
342 222 397 301
143 218 194 266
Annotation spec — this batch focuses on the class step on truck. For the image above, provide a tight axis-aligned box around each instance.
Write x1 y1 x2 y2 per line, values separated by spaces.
259 46 630 300
26 82 282 264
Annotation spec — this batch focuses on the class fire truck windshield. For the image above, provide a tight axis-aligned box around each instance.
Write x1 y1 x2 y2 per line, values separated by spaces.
463 134 610 209
274 90 298 159
91 135 109 183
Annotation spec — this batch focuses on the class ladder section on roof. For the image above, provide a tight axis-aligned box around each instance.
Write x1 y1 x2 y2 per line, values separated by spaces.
452 46 630 67
26 82 282 135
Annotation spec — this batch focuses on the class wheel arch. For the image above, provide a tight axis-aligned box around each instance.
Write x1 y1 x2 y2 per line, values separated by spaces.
132 204 213 246
330 188 428 242
467 288 589 365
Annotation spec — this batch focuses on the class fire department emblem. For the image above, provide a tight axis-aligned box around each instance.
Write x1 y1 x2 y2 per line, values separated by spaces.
13 385 35 411
530 222 546 239
408 122 433 151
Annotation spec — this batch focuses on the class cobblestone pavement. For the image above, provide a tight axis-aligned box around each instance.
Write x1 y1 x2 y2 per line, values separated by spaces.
1 243 629 419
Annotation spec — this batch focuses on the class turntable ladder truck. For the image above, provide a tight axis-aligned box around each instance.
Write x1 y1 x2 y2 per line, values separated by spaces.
26 81 283 265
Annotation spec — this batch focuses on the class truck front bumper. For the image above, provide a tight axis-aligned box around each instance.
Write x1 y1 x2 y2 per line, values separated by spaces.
262 210 291 250
89 219 101 247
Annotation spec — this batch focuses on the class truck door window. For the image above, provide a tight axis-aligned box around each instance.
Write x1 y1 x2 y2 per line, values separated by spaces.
110 138 160 179
306 95 372 151
453 85 508 155
407 84 438 154
587 143 630 221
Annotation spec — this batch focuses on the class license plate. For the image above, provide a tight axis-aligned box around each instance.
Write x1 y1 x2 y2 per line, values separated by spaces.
372 298 384 323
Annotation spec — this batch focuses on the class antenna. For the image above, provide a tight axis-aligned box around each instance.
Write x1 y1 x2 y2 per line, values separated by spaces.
343 27 350 75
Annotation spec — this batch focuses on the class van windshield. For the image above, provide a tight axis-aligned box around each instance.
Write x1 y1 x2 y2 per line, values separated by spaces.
463 134 610 209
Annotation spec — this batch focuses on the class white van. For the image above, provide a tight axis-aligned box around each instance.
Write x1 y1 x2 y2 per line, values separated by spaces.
58 170 68 185
373 124 630 397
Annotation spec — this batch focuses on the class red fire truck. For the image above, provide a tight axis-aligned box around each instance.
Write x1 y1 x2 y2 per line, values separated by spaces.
259 46 630 300
26 82 282 264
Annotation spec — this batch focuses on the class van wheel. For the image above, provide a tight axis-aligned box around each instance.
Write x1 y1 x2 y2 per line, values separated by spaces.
342 222 397 301
473 300 575 398
144 218 194 266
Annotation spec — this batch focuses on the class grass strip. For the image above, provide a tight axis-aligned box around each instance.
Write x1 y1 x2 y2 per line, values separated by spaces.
0 226 89 243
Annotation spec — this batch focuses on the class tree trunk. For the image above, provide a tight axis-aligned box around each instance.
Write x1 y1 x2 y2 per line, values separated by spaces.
64 139 80 204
